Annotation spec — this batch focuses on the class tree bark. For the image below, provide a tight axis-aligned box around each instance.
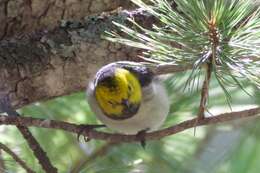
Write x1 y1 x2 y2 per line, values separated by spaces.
0 9 155 110
0 0 132 39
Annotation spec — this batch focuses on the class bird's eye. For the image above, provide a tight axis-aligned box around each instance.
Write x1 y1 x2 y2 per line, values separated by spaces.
108 101 114 105
128 85 132 91
108 101 117 108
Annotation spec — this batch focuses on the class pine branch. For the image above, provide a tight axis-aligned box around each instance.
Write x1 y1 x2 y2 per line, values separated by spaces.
0 107 259 143
107 0 260 98
198 15 219 118
0 142 35 173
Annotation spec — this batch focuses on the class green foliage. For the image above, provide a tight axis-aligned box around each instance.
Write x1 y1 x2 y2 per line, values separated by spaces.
106 0 260 99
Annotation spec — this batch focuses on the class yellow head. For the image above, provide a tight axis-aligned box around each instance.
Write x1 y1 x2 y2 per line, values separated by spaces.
94 67 142 120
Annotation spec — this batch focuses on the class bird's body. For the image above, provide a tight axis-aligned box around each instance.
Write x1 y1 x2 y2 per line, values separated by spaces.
86 61 169 135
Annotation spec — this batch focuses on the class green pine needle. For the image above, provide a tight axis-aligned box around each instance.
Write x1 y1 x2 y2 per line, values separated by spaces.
105 0 260 98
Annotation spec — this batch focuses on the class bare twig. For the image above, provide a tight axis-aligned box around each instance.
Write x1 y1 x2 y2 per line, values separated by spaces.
198 63 212 118
71 142 118 173
0 142 35 173
0 149 5 173
0 107 259 143
17 126 58 173
153 64 193 75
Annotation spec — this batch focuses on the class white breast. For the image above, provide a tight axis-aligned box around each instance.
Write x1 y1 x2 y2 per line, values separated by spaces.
86 78 170 135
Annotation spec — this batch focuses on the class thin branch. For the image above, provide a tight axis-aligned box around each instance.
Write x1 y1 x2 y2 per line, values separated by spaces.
17 126 58 173
0 107 259 143
0 149 5 173
0 142 35 173
198 63 212 118
71 142 118 173
153 63 193 75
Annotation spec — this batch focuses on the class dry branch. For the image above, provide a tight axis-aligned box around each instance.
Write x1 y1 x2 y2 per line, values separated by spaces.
0 142 35 173
0 107 259 143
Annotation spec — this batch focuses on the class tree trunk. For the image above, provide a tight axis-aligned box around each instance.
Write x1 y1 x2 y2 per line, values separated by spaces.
0 9 155 110
0 0 132 39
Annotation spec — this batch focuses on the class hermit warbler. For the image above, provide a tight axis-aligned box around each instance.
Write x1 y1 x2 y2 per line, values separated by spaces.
86 61 170 135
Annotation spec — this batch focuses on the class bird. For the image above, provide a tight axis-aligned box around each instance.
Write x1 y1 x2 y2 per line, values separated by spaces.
86 61 170 135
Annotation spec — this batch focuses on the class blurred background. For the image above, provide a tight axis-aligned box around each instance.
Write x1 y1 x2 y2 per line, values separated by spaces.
0 72 259 173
